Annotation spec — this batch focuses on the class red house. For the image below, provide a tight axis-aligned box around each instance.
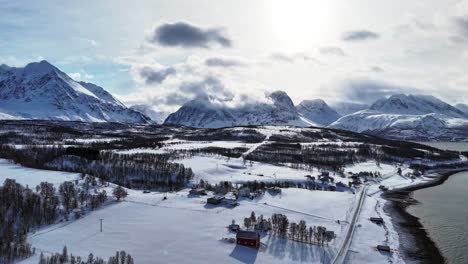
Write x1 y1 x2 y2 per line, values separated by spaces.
236 230 260 248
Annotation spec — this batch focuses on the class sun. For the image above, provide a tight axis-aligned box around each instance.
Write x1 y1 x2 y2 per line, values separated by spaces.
267 0 332 50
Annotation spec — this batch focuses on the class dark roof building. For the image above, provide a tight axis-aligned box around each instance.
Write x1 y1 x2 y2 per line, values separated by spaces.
236 230 260 248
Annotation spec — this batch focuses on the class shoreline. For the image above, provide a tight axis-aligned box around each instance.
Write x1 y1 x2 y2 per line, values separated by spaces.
383 170 467 264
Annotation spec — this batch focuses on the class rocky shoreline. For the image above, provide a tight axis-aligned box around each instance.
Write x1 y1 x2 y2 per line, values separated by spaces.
383 171 465 264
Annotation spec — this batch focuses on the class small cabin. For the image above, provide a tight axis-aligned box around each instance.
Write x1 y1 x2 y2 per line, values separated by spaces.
228 223 240 232
377 245 391 252
190 188 207 195
370 217 384 224
236 230 260 248
321 171 330 177
207 196 224 205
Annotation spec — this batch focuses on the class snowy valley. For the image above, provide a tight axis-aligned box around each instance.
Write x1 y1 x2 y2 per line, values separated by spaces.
0 120 467 264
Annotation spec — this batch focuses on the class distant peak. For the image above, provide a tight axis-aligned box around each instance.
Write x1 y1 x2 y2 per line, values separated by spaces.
299 99 327 107
268 90 295 110
21 60 60 77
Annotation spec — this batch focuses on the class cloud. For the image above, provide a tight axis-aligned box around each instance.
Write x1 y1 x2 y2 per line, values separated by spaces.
370 66 384 73
179 76 234 101
205 57 245 67
149 22 231 48
342 30 379 42
140 66 176 84
270 52 318 64
149 76 236 108
319 47 345 56
68 71 94 81
454 17 468 37
339 79 415 104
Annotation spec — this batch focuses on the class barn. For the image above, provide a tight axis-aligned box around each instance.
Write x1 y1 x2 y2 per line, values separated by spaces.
236 230 260 248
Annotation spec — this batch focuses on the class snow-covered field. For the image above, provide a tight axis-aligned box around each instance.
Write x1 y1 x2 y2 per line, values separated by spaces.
21 187 354 264
0 159 80 188
0 151 449 264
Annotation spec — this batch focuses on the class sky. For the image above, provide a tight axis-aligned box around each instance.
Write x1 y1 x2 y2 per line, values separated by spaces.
1 0 468 112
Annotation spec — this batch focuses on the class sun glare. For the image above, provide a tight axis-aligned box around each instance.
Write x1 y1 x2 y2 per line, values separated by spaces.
268 0 331 50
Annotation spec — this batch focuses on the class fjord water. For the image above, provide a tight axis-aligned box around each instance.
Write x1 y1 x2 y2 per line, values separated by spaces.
407 142 468 264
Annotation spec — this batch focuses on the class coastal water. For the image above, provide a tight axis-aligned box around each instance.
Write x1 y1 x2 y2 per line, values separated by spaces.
407 142 468 264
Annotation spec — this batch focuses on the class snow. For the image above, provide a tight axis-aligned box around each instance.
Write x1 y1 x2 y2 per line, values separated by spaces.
0 132 461 264
296 99 341 126
0 60 149 124
173 155 321 184
23 188 354 264
329 94 468 140
0 159 80 188
164 91 315 128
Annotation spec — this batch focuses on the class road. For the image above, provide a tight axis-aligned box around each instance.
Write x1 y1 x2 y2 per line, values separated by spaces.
331 185 368 264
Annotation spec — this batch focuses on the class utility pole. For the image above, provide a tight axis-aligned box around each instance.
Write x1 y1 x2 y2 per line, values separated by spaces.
100 219 103 232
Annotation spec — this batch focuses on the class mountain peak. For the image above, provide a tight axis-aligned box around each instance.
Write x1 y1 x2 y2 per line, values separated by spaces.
370 93 467 118
268 90 295 110
296 99 341 126
21 60 59 77
0 60 150 124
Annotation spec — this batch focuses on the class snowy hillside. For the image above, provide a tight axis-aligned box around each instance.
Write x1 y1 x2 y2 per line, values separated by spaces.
296 99 341 126
456 103 468 115
329 94 468 141
0 60 150 124
329 102 368 116
369 94 467 118
165 91 316 128
129 104 169 124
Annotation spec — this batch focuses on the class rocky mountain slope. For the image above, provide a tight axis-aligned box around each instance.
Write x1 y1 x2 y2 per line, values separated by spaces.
0 60 150 123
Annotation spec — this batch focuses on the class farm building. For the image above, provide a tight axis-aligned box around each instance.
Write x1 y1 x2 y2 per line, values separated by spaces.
207 196 224 205
236 230 260 248
189 188 207 195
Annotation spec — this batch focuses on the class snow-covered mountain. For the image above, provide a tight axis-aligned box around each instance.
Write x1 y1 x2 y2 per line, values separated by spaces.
369 94 466 117
456 103 468 115
0 60 150 123
329 94 468 141
296 99 341 126
329 102 368 116
164 91 316 128
129 104 169 124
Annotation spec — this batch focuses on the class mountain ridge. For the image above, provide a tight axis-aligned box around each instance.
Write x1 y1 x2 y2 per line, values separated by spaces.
0 60 150 124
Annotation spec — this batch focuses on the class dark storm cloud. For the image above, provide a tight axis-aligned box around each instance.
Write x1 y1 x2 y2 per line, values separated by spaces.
150 22 231 48
319 47 345 56
342 30 379 42
205 57 245 67
341 79 414 104
140 66 176 84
